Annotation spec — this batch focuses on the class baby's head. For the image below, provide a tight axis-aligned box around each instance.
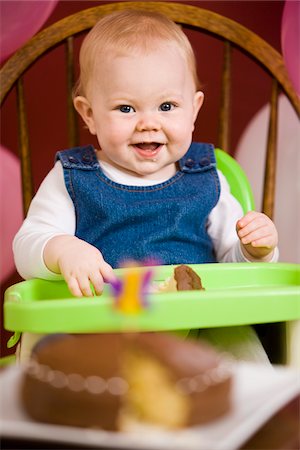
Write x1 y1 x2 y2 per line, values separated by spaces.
74 9 200 98
73 10 203 181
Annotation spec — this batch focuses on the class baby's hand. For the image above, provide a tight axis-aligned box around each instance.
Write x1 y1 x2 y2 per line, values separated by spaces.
236 211 278 260
44 235 116 297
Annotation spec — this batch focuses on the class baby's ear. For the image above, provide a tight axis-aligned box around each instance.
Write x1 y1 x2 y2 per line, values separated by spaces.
193 91 204 123
73 96 96 135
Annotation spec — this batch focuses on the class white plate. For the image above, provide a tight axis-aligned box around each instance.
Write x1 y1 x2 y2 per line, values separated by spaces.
0 362 299 450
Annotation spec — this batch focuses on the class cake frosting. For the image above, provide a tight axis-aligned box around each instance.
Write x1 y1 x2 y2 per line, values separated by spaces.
155 264 205 292
21 332 232 431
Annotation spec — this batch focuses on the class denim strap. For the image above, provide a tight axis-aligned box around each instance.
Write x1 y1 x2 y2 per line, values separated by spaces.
56 145 99 170
179 142 216 173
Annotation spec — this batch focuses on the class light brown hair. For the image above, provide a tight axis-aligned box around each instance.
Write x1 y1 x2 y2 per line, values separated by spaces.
74 9 200 97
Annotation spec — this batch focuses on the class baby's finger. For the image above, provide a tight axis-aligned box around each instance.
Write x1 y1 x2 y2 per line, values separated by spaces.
236 211 257 230
241 232 274 248
239 225 271 245
89 271 105 296
250 235 274 248
76 275 94 297
101 261 117 283
237 216 266 239
67 276 83 298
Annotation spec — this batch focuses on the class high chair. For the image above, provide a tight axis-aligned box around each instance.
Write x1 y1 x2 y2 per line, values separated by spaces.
1 2 299 365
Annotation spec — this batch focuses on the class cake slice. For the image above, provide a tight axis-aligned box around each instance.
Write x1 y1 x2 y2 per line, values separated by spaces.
157 264 205 292
21 332 232 431
121 332 231 429
174 264 205 291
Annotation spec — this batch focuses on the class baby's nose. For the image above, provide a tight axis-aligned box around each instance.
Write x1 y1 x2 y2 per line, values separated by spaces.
136 113 161 132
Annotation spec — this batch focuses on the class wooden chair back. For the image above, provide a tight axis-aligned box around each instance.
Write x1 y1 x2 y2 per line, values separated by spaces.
1 1 299 217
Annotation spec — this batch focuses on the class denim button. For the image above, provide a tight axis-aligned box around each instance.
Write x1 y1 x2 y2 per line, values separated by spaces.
82 154 92 163
68 156 78 163
185 158 195 168
199 157 210 166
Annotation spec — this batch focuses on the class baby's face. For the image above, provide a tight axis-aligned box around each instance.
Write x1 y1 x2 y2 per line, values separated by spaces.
82 44 203 180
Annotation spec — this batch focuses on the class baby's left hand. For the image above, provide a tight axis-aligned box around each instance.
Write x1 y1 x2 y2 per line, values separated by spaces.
236 211 278 260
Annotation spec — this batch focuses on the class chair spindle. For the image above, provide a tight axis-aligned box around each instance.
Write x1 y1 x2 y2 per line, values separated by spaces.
17 78 33 216
65 37 79 148
262 78 279 219
218 40 232 153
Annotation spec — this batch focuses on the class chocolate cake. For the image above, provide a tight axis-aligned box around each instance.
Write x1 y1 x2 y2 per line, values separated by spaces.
156 264 205 293
174 264 205 291
21 332 232 431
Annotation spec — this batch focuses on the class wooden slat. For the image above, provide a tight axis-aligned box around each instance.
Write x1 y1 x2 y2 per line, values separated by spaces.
218 41 231 152
65 37 79 147
262 79 279 219
16 78 33 216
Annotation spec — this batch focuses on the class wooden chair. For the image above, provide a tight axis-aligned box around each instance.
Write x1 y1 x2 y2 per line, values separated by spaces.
1 1 299 217
1 1 299 363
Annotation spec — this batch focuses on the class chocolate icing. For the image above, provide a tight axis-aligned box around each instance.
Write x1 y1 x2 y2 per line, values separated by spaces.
174 264 205 290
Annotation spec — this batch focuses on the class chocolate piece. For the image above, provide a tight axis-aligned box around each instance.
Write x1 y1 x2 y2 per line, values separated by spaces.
174 264 205 291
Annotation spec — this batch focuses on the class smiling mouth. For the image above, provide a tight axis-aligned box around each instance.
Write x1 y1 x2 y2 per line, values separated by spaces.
132 142 162 159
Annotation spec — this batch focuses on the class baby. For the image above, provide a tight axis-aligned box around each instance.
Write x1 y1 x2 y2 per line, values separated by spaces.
14 10 278 362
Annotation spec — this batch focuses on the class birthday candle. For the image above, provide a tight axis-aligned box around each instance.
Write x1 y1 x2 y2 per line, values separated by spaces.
110 264 153 314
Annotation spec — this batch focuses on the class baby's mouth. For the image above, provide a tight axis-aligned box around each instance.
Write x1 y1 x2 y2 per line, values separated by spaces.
132 142 162 159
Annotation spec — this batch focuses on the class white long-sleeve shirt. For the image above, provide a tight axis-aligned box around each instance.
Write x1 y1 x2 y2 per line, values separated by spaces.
13 160 278 280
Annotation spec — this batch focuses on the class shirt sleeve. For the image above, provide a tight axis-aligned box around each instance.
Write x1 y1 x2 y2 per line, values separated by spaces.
13 161 76 280
208 170 279 263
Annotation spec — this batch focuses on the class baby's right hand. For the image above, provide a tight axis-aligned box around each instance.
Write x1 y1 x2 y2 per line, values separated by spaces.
44 235 115 297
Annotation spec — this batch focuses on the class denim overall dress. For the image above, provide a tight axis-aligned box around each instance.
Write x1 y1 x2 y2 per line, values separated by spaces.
56 142 220 268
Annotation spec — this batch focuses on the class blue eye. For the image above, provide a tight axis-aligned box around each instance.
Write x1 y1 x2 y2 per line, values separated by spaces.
159 102 174 112
119 105 134 113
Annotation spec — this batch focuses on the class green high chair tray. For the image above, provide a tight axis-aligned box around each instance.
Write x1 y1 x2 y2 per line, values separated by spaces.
4 262 300 335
